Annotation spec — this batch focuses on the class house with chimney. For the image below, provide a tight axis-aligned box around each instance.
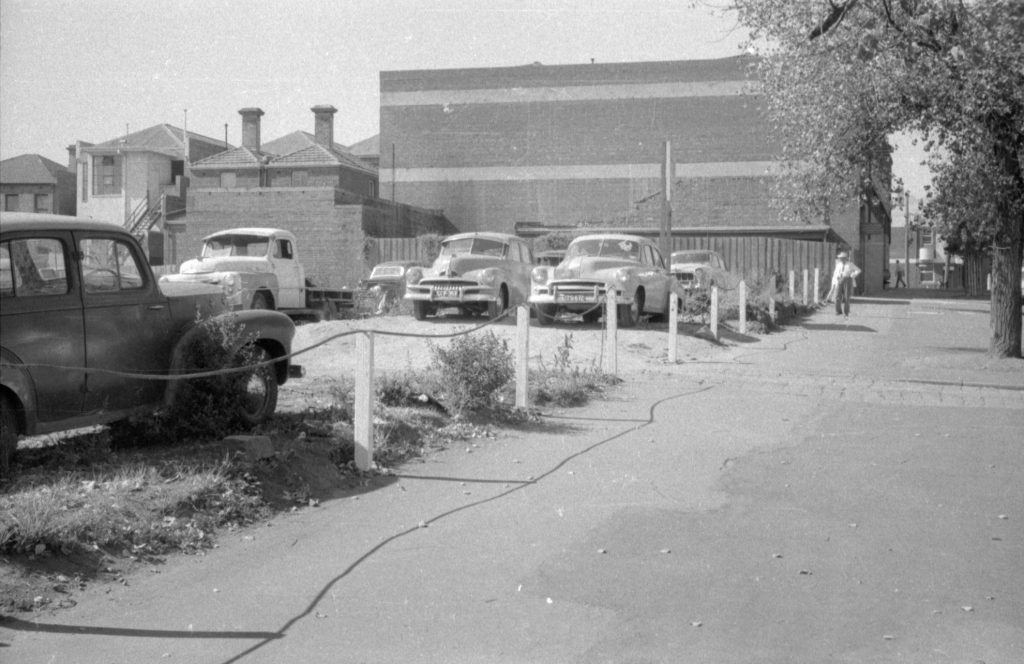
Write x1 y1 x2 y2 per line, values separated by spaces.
181 105 454 288
1 153 77 215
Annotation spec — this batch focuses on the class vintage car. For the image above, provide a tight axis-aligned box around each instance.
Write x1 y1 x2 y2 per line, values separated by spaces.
670 249 729 290
360 260 428 314
404 232 534 320
528 234 673 327
0 213 296 477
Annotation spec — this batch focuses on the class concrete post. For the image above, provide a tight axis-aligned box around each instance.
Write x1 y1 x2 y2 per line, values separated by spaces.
606 286 618 375
788 270 795 301
354 331 374 471
769 273 777 322
813 268 820 304
515 305 529 409
710 286 719 341
739 280 747 334
668 288 679 363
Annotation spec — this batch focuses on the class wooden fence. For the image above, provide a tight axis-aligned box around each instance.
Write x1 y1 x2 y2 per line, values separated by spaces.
671 236 837 282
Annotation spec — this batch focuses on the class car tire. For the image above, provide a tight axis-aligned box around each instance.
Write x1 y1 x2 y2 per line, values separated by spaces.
582 308 601 324
487 286 509 320
251 291 272 310
618 289 643 328
534 303 556 326
413 301 431 320
1 395 20 479
236 346 278 427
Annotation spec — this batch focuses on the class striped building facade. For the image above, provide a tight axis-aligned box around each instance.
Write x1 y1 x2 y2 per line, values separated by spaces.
379 55 792 235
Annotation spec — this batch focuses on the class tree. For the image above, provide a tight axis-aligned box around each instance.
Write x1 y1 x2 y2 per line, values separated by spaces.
733 0 1023 357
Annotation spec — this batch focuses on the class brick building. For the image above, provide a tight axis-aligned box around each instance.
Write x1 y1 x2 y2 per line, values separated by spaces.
1 153 77 215
379 55 891 293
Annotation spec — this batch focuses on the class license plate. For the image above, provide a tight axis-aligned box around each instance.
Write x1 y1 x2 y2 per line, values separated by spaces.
557 293 592 303
432 286 461 299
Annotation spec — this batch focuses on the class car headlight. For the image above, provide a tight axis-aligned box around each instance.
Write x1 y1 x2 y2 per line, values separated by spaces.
532 266 552 285
694 267 707 286
479 268 498 286
220 273 241 295
614 268 636 288
406 267 424 285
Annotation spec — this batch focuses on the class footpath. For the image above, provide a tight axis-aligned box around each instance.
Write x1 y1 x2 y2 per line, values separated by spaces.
2 292 1022 663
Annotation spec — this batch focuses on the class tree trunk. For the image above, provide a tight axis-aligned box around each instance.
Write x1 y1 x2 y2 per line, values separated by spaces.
988 230 1022 358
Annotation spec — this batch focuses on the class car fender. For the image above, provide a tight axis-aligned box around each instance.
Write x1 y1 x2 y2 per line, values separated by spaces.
0 348 36 435
241 272 279 307
164 310 295 409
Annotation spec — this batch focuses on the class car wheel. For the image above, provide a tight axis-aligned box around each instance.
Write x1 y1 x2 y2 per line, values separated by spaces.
582 308 601 324
413 301 431 320
1 395 21 479
534 303 556 326
618 289 643 328
251 291 272 310
487 286 509 320
236 346 278 426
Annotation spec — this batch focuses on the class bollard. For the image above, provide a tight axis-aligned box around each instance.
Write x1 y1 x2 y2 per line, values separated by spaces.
788 270 795 301
710 286 719 341
354 331 374 471
668 288 679 363
802 269 809 306
813 268 820 305
769 273 777 322
605 286 618 376
516 305 529 409
741 280 749 334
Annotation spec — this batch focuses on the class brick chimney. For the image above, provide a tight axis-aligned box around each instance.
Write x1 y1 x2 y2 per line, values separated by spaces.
311 105 338 149
239 107 265 151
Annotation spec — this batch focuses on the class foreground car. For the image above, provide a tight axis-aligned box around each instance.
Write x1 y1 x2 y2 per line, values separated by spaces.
528 234 672 327
404 232 534 320
0 213 295 477
670 249 728 290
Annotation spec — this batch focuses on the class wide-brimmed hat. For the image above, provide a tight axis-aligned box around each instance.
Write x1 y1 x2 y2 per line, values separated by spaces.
837 251 849 259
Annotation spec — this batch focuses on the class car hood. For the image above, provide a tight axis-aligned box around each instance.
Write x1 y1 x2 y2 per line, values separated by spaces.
428 255 500 278
554 256 636 280
177 257 270 275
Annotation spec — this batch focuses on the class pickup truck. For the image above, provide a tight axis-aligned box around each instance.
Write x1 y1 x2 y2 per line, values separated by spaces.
0 213 296 477
160 228 354 320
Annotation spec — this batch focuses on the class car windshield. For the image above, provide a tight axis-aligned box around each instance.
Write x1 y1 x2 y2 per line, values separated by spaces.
440 237 507 258
672 251 713 264
566 238 641 260
202 235 270 258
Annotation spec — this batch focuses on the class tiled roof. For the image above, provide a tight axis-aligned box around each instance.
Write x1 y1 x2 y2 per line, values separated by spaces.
190 146 269 169
0 153 69 184
347 134 379 157
262 131 347 156
88 124 226 157
269 144 377 175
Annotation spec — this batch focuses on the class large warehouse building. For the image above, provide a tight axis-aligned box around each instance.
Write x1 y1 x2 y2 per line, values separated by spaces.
378 55 890 293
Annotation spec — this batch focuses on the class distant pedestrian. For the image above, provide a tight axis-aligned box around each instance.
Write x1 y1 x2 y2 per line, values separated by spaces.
894 260 906 288
831 251 862 318
823 256 842 302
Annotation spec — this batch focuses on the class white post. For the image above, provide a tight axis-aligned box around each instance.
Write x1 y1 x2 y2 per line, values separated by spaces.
802 269 809 306
605 286 618 375
813 268 820 304
738 280 747 335
515 305 529 409
710 286 719 341
769 274 777 322
354 331 375 471
668 289 679 363
788 270 795 301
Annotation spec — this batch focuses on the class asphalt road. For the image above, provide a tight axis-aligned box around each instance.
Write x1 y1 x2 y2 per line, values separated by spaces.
4 293 1023 663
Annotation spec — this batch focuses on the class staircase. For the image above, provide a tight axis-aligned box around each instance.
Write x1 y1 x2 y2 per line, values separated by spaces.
125 194 166 237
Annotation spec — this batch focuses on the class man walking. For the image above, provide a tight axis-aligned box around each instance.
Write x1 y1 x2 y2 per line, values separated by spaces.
831 251 862 318
894 260 907 288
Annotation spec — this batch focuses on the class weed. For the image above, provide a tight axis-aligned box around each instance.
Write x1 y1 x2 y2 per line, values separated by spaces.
429 332 514 415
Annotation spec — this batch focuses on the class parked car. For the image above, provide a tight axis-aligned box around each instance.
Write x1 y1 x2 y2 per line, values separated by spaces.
404 232 534 320
670 249 729 290
360 260 427 314
528 233 673 327
0 212 296 477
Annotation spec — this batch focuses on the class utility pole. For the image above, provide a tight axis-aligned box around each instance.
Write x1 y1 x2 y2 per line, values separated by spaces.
660 140 674 262
904 191 911 287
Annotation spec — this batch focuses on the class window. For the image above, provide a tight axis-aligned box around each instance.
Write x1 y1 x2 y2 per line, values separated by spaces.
220 172 237 188
79 237 145 293
920 226 934 245
93 155 122 195
291 170 309 186
3 194 18 211
81 167 88 202
34 194 50 213
274 239 293 260
368 181 377 197
0 238 69 297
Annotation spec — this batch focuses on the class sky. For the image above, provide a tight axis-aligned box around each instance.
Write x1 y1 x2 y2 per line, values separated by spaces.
0 0 929 210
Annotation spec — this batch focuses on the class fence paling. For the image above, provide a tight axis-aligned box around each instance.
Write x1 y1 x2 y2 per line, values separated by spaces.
606 287 618 375
355 332 375 471
516 305 529 409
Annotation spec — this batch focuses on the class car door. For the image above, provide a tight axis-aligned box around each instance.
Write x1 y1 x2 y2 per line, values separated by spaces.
642 244 670 313
77 232 174 415
509 240 534 304
270 235 304 308
0 231 85 424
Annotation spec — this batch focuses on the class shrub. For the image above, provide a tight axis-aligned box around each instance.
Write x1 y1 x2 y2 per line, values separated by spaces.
530 334 614 407
429 332 514 415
